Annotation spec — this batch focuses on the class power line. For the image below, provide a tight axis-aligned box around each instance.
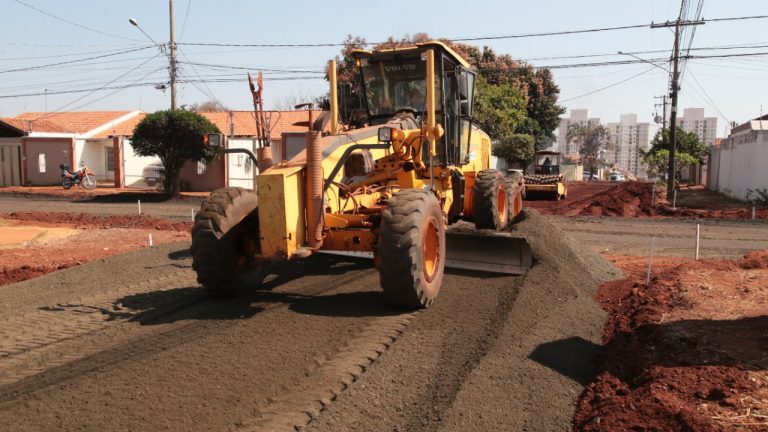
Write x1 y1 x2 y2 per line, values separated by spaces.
0 46 155 74
176 14 768 48
11 0 143 42
560 67 656 102
178 60 324 74
34 55 163 119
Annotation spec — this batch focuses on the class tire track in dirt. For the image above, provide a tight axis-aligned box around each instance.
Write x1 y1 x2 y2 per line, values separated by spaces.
0 270 202 386
0 258 387 405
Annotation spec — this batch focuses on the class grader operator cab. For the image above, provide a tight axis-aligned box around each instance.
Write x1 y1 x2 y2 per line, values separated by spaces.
192 41 532 309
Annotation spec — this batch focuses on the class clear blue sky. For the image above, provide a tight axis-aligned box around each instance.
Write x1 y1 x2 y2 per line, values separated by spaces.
1 0 766 137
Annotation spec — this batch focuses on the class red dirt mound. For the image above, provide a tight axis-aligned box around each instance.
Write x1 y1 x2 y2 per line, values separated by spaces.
549 182 657 217
574 252 768 431
1 211 192 231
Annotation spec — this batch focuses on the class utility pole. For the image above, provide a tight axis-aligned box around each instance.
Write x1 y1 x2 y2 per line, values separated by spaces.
651 17 703 196
168 0 177 110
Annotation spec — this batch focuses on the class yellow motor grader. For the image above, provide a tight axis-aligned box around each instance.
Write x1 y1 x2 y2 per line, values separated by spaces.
192 41 531 308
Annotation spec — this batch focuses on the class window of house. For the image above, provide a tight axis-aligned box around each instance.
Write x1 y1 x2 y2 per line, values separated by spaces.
38 153 46 173
197 160 207 175
105 147 114 172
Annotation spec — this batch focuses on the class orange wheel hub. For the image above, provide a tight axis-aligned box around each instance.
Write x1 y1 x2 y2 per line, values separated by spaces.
423 219 440 282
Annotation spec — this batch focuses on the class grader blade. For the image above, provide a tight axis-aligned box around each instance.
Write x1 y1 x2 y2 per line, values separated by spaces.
444 232 532 275
318 232 532 275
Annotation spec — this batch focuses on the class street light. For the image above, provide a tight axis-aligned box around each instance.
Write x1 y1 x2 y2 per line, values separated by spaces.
128 18 164 52
128 1 178 110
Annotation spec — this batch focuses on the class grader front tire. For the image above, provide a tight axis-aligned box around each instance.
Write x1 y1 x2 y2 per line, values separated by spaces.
191 187 263 297
473 169 509 230
375 189 446 309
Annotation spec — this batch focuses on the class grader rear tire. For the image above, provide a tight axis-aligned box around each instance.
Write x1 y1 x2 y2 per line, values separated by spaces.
375 189 445 309
473 169 509 230
191 187 264 297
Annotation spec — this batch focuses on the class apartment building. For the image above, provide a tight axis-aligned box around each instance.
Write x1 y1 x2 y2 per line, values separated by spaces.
676 108 718 147
605 114 651 177
556 109 601 154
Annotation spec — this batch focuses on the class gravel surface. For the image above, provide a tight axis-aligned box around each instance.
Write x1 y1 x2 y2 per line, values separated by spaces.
0 194 202 221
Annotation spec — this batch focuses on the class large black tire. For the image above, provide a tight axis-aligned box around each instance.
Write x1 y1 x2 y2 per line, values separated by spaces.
473 169 509 230
375 189 446 309
191 187 263 296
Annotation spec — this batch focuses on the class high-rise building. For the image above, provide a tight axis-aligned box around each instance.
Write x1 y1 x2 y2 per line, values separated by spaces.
605 114 651 177
556 109 601 154
676 108 717 147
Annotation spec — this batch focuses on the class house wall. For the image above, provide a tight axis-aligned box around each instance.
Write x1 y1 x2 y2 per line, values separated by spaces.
180 158 225 192
0 139 22 186
227 138 257 189
715 130 768 200
122 138 162 188
22 138 74 185
707 148 721 191
561 164 584 182
77 139 112 181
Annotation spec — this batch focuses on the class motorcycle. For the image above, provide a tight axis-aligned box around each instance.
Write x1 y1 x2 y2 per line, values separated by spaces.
60 163 97 190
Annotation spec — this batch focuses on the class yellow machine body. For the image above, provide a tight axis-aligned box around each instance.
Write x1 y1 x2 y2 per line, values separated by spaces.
252 41 529 275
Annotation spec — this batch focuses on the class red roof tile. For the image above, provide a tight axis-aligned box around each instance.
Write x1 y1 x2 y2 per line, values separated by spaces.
15 111 134 135
90 113 147 138
200 110 327 140
0 116 69 133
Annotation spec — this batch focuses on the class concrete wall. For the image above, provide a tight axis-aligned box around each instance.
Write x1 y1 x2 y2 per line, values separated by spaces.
122 138 162 188
179 158 225 192
714 130 768 200
23 138 73 185
561 164 584 182
227 138 257 189
77 139 113 181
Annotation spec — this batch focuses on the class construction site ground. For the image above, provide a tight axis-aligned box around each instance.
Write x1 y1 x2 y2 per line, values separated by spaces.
0 184 766 431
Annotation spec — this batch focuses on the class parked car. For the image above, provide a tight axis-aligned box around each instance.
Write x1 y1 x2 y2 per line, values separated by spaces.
609 171 626 182
582 171 592 181
142 162 165 186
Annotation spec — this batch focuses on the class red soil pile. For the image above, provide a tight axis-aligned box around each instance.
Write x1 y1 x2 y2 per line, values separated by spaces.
0 212 190 286
1 211 192 231
574 251 768 431
551 182 657 217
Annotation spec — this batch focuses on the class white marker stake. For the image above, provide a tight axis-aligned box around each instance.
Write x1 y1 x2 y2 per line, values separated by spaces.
191 208 195 222
148 233 153 247
753 206 756 221
646 237 655 288
695 224 700 260
138 199 142 215
672 190 677 210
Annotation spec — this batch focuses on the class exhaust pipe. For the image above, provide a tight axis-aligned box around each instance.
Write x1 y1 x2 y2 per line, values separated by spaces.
306 131 324 249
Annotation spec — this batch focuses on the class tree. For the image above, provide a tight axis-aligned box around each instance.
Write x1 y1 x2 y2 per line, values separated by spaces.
187 100 228 112
473 76 527 142
131 110 220 197
643 149 698 181
567 124 609 177
492 133 535 169
642 128 709 183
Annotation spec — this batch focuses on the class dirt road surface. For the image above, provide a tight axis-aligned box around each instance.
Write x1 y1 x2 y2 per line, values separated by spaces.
0 194 202 221
0 205 766 431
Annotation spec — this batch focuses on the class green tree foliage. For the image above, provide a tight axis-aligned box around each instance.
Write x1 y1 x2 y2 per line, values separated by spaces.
646 128 709 162
642 128 709 181
492 133 535 168
334 34 564 150
473 76 526 142
131 110 220 196
643 149 698 180
567 124 609 175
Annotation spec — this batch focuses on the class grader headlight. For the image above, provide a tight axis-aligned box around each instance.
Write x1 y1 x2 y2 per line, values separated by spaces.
378 127 393 143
